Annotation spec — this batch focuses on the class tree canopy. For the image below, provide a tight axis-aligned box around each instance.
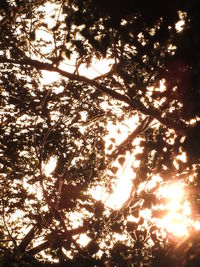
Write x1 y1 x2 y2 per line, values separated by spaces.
0 0 200 266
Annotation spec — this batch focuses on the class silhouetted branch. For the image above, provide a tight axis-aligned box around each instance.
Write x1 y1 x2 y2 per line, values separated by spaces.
110 116 153 160
27 240 50 256
18 225 41 252
2 188 18 249
0 55 188 132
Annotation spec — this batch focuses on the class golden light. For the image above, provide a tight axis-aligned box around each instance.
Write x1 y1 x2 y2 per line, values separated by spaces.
175 20 185 33
75 233 91 247
78 58 114 79
89 110 200 240
175 11 186 33
155 182 196 238
40 63 200 241
194 221 200 231
158 182 185 201
103 116 142 209
161 213 190 237
105 154 135 209
43 156 57 176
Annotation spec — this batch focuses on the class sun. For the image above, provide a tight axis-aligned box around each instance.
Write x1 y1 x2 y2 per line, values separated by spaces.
158 182 185 201
43 120 200 240
155 181 199 237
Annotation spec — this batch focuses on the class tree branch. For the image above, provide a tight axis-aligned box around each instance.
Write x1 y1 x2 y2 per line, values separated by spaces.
0 56 188 132
110 116 153 161
18 225 41 252
27 240 50 256
26 225 86 256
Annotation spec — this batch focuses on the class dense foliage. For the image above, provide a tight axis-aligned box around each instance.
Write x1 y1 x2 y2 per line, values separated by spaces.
0 0 200 266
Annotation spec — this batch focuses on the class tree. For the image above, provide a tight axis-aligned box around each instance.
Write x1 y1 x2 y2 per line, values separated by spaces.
0 0 200 266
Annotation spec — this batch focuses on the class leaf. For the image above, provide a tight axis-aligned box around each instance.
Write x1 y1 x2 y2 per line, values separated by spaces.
117 128 121 134
111 222 122 233
87 241 99 255
111 166 119 174
134 153 144 160
126 221 138 232
132 209 140 218
118 156 126 166
65 48 71 59
94 201 104 217
107 144 113 150
109 138 116 143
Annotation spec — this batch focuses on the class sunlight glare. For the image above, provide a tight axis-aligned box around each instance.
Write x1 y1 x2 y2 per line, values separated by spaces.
146 175 163 191
176 151 187 163
175 20 185 33
76 233 91 247
140 209 152 219
158 182 184 201
79 58 114 79
106 164 135 209
41 70 60 85
161 213 190 237
43 156 57 176
89 185 109 202
156 182 195 237
194 221 200 231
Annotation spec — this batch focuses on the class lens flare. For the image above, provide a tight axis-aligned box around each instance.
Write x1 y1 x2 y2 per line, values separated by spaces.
158 182 184 201
156 182 196 237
